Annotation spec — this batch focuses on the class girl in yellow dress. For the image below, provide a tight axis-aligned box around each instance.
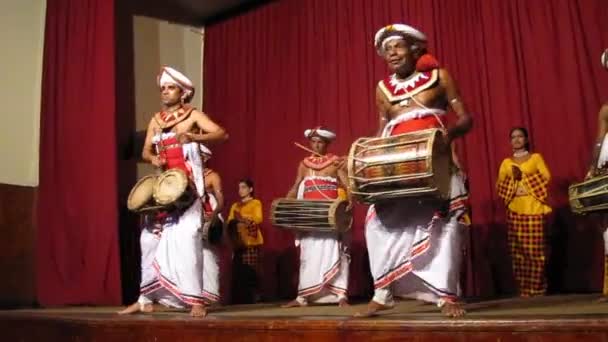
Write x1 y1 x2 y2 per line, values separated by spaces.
227 179 264 303
496 127 551 297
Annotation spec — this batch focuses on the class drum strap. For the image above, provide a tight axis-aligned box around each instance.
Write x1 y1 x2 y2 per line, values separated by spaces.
397 83 446 132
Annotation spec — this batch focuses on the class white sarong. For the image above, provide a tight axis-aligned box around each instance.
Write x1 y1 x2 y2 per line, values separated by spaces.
366 109 467 307
595 134 608 255
138 134 220 307
294 176 349 304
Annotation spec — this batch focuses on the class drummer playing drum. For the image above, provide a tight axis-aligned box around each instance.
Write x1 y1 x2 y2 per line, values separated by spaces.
281 127 353 308
586 49 608 303
356 24 472 318
119 66 228 318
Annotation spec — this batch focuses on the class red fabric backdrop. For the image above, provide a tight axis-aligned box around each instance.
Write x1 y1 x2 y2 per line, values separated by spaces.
204 0 608 301
37 0 122 305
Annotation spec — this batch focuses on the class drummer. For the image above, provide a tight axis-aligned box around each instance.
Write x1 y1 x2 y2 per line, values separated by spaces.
281 127 352 308
587 48 608 302
118 66 227 318
357 24 472 318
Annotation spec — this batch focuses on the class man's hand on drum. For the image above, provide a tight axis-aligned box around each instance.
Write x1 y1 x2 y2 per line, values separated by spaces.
151 155 166 168
588 162 608 179
440 129 452 151
586 167 597 180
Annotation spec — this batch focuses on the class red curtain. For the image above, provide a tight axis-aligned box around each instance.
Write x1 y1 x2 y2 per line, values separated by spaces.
205 0 608 300
37 0 121 305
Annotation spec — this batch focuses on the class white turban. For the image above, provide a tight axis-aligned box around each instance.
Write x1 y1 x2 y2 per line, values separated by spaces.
157 66 195 103
602 49 608 70
374 24 427 55
304 127 336 141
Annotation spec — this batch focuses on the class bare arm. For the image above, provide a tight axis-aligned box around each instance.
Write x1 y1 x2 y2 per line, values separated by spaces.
337 167 351 198
589 103 608 174
439 68 473 142
451 142 464 172
337 167 355 210
286 162 307 199
207 173 225 213
187 110 229 145
141 115 165 167
375 85 390 136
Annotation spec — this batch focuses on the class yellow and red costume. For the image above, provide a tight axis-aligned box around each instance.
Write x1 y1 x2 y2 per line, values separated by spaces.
497 153 551 296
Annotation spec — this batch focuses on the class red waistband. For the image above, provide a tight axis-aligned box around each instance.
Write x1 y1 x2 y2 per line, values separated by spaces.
390 116 445 136
302 179 338 200
156 137 190 175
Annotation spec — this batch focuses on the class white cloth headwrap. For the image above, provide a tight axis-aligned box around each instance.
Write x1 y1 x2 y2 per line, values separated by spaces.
304 127 336 141
374 24 427 55
157 66 195 102
602 49 608 70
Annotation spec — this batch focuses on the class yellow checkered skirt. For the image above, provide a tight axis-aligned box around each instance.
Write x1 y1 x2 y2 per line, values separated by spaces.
507 211 547 296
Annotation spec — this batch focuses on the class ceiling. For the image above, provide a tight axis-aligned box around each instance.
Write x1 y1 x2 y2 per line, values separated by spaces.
131 0 274 26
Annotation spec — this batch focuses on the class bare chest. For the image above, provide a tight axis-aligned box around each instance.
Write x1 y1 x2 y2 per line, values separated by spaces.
156 117 198 134
386 85 447 120
307 165 339 178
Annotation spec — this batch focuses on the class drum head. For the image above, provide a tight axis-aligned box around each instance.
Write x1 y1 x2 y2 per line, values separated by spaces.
154 169 190 205
127 175 156 211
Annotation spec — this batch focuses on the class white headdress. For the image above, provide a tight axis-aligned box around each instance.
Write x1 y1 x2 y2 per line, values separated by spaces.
304 127 336 141
374 24 427 55
157 66 195 103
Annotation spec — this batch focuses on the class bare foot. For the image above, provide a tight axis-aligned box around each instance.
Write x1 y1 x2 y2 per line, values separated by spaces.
338 298 350 307
117 302 153 315
190 304 207 317
442 302 466 318
281 299 307 308
353 300 392 317
596 296 608 303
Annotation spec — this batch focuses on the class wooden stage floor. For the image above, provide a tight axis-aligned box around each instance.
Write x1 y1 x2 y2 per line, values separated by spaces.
2 294 608 341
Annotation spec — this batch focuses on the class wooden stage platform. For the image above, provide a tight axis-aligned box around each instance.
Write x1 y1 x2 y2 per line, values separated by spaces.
2 294 608 341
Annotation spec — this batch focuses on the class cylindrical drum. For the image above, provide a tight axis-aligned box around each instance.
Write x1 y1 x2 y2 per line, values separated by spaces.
569 174 608 214
270 198 352 233
347 128 451 203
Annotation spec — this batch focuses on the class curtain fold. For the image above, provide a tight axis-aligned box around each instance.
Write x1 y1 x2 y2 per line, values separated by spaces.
37 0 121 305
